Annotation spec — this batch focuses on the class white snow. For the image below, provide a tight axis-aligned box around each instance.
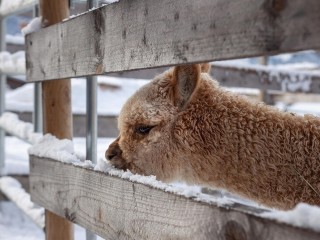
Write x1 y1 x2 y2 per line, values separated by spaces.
261 203 320 232
28 134 78 163
94 158 233 206
6 34 24 45
0 177 44 228
0 112 42 144
0 51 25 74
21 17 42 35
0 0 35 16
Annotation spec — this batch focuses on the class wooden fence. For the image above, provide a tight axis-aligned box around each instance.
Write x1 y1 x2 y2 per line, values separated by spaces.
25 0 320 239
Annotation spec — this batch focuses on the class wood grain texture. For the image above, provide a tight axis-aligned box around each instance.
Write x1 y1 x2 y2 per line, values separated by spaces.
39 1 74 239
26 0 320 82
29 156 320 240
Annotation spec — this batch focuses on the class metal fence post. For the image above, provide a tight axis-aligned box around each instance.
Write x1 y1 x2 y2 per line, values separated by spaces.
86 0 98 239
32 5 42 133
0 16 6 174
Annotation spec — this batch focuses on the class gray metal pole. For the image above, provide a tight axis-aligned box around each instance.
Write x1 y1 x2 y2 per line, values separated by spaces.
33 82 42 132
86 0 98 239
86 76 97 165
32 5 42 133
0 16 6 174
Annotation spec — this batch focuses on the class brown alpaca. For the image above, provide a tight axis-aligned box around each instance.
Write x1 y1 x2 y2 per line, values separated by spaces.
106 63 320 209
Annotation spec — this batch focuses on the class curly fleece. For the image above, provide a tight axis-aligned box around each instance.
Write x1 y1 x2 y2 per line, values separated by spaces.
106 64 320 209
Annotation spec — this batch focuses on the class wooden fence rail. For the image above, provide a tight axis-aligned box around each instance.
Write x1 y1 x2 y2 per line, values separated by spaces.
26 0 320 82
211 63 320 93
30 156 320 240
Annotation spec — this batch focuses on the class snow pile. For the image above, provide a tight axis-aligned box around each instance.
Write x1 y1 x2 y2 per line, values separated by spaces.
0 51 26 74
0 0 35 16
0 112 42 144
0 176 44 229
6 34 24 45
21 17 42 35
94 158 233 206
28 134 94 168
213 62 316 92
261 203 320 232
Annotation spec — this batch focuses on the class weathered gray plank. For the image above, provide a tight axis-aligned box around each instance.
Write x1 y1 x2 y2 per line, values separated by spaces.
26 0 320 81
29 156 320 240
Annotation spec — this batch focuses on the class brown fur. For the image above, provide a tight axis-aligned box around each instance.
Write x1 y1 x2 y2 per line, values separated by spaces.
106 63 320 209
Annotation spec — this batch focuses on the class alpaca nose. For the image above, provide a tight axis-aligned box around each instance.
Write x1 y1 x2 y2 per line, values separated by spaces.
106 141 122 160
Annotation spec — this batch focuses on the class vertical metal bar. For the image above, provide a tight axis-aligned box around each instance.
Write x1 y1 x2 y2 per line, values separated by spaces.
259 56 271 104
32 5 42 133
33 82 42 132
86 0 98 239
0 16 6 174
86 76 97 166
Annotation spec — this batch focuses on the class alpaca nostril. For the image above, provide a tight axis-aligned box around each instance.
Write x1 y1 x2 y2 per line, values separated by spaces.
106 145 123 161
107 153 116 160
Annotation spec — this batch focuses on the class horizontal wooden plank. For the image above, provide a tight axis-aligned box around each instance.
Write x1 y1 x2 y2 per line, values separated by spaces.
26 0 320 81
0 0 35 18
30 156 320 240
211 63 320 93
107 63 320 93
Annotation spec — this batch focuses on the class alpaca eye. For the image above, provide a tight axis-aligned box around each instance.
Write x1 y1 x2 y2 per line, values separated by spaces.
136 126 154 135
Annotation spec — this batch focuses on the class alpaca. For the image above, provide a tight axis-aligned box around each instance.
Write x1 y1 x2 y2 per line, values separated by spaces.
106 63 320 209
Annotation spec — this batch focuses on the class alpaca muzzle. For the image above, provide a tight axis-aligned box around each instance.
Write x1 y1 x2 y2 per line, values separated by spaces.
106 138 122 161
106 138 129 170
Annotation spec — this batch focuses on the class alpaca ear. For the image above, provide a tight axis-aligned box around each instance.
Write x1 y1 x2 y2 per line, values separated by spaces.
172 64 201 110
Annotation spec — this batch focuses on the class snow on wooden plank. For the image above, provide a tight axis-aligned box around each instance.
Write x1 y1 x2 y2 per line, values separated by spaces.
0 0 35 17
0 112 42 144
26 0 320 82
29 156 320 240
0 176 44 229
211 63 320 93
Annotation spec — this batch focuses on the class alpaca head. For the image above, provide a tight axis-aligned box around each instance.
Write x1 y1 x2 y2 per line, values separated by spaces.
106 64 211 181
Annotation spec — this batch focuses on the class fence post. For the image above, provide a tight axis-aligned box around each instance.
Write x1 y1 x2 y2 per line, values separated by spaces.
85 0 98 239
32 5 42 133
0 16 6 174
259 56 273 104
39 0 74 240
